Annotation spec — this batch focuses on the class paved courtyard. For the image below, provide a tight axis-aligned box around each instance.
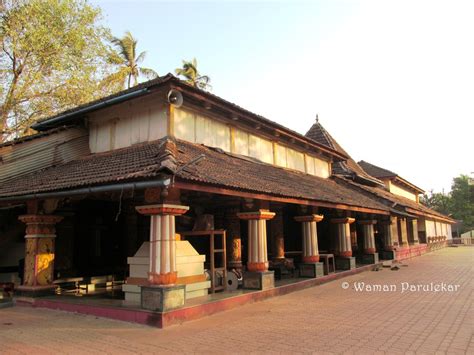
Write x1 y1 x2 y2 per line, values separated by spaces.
0 247 473 354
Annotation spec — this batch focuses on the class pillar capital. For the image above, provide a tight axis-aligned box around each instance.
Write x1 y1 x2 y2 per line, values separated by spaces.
330 217 355 224
237 210 275 220
18 214 63 225
135 204 189 216
358 219 377 225
294 214 324 223
18 214 63 235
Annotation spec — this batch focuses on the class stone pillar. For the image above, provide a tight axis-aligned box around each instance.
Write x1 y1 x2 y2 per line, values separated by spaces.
358 220 379 264
270 211 285 261
238 210 275 290
378 219 396 260
331 217 356 270
410 219 419 245
294 214 323 262
399 218 409 248
135 204 189 285
359 220 377 254
135 204 189 312
295 214 324 277
390 216 399 247
17 214 63 296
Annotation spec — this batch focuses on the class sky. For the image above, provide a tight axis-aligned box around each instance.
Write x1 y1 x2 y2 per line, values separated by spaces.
91 0 473 193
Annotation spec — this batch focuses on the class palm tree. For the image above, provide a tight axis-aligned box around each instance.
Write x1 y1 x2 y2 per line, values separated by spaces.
175 58 211 90
108 31 158 89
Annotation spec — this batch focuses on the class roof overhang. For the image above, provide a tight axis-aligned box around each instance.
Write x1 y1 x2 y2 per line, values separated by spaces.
391 176 425 195
405 207 454 224
174 180 390 216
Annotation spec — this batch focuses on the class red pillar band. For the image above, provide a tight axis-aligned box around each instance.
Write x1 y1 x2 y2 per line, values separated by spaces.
136 204 189 285
237 210 275 272
358 220 377 254
295 214 324 263
331 217 355 257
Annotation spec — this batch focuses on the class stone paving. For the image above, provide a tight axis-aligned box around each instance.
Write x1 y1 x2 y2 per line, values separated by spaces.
0 247 473 354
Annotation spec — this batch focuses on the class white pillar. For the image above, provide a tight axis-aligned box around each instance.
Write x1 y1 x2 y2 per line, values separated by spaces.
136 204 189 285
331 218 355 257
381 220 396 251
237 210 275 272
294 214 324 263
358 220 377 254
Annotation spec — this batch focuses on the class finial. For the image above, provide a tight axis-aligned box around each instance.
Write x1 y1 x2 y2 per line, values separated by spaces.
315 114 319 123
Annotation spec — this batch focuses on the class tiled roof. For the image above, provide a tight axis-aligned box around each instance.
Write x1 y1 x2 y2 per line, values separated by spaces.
305 120 383 185
336 177 453 222
358 160 397 178
358 160 425 193
0 138 389 213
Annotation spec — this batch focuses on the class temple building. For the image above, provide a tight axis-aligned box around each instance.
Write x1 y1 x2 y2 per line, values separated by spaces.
305 120 454 260
0 74 454 324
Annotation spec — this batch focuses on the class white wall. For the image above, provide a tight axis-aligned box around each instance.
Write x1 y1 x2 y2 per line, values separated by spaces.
89 94 168 153
174 108 331 178
387 181 418 202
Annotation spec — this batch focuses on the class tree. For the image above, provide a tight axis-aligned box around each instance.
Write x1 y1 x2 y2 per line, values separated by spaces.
421 174 474 232
420 191 451 216
175 58 211 90
0 0 117 141
450 175 474 231
107 31 158 89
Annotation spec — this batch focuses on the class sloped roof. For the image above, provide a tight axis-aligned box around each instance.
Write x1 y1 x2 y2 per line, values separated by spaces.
358 160 397 178
358 160 425 193
0 137 389 214
305 120 384 185
336 177 453 223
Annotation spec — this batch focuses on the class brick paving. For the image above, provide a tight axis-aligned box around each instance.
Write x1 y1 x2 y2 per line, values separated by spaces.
0 247 473 354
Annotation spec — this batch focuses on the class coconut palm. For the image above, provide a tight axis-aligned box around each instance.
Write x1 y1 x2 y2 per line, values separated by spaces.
108 31 158 89
175 58 211 90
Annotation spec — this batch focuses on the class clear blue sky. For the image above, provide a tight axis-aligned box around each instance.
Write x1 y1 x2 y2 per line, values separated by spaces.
91 0 474 193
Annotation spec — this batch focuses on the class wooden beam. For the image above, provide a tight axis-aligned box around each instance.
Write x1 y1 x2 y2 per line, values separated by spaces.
174 181 390 215
405 207 454 223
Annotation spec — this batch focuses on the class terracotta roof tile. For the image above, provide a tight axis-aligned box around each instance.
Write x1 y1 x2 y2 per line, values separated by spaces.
305 121 383 185
0 138 389 212
336 177 453 222
358 160 397 178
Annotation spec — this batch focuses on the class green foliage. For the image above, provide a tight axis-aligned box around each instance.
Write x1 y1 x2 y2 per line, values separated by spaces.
105 31 158 89
420 191 452 216
421 174 474 232
0 0 116 141
175 58 211 90
450 175 474 230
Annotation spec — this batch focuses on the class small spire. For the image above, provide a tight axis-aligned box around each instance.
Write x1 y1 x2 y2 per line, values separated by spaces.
315 114 319 123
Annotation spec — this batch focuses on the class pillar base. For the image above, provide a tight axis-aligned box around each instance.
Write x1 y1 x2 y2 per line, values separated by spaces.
15 285 56 298
243 271 274 290
380 250 396 260
335 257 356 270
141 284 185 312
357 253 379 265
299 262 324 278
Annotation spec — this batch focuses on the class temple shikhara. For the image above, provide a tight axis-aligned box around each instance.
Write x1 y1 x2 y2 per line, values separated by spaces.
0 74 454 326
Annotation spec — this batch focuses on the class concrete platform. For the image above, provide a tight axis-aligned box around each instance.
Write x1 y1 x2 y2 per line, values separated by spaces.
15 262 381 328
